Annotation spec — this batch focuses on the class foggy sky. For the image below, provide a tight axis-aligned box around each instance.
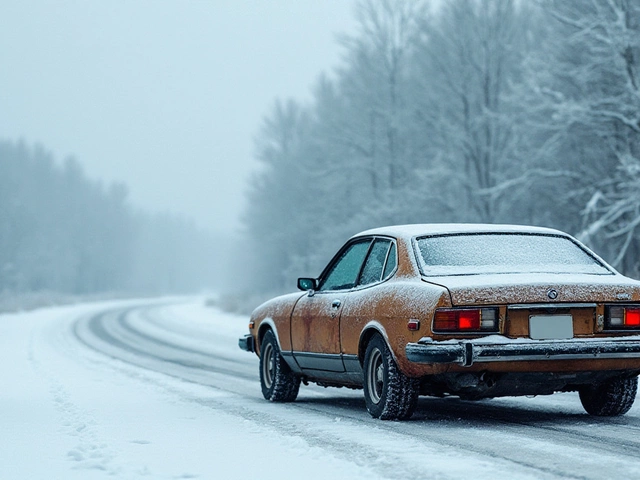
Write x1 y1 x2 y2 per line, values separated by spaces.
0 0 356 235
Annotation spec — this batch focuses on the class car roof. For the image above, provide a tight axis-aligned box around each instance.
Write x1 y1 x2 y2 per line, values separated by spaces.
354 223 566 242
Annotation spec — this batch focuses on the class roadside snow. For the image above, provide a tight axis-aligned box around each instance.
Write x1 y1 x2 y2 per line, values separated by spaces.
0 299 376 479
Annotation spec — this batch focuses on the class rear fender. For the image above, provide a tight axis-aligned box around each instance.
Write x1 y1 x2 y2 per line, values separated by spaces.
358 321 398 366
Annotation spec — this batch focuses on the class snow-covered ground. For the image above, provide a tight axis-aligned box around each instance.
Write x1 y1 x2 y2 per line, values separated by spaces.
2 298 372 479
3 298 640 479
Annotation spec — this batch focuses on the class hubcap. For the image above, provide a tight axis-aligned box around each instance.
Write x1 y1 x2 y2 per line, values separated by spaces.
367 348 384 404
262 343 275 389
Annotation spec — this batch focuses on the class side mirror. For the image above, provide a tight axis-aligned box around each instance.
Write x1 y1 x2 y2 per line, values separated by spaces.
297 277 317 291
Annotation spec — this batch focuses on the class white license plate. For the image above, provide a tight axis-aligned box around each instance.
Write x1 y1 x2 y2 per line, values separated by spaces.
529 315 573 340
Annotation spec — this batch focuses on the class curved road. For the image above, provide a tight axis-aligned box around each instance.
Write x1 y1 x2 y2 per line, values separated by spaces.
72 301 640 479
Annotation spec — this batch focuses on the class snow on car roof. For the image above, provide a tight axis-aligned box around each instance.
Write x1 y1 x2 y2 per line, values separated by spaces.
354 223 565 241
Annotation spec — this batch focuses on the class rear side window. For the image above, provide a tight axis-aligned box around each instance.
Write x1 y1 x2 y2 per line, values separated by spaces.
359 239 392 286
382 242 397 279
320 240 371 291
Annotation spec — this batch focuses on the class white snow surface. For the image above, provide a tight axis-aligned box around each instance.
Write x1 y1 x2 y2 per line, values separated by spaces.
2 299 372 479
4 297 640 479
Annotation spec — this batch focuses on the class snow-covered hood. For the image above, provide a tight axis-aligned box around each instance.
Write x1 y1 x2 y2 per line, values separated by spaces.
423 273 640 306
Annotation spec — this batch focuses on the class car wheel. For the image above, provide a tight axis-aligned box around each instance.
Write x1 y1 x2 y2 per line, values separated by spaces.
260 330 300 402
579 375 638 416
363 334 419 420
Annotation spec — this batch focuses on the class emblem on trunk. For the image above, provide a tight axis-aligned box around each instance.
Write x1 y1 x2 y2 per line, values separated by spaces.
547 289 558 300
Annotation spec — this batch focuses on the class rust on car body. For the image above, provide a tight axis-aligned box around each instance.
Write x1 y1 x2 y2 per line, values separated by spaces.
239 224 640 419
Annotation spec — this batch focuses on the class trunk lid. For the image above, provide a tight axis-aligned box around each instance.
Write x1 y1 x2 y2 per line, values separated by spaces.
424 273 640 306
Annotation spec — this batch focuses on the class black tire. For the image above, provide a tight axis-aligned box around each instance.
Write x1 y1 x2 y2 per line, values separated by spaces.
363 334 419 420
259 330 300 402
579 376 638 416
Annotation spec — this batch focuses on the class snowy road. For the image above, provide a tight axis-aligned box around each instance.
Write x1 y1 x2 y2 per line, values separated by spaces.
4 298 640 479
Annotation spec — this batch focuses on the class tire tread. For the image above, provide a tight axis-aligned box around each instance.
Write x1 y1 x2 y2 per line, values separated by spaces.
365 335 419 420
579 376 638 416
260 330 300 402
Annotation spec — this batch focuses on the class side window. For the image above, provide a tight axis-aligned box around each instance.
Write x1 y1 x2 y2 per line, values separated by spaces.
382 242 397 280
319 240 371 291
358 239 391 286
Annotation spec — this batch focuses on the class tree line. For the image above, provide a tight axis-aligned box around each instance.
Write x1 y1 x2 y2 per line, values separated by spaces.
244 0 640 292
0 139 219 295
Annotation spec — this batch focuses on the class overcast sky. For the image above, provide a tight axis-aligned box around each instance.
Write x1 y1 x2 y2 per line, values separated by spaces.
0 0 357 235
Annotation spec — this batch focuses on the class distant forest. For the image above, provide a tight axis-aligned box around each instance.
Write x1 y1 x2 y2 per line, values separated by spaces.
244 0 640 292
0 140 219 295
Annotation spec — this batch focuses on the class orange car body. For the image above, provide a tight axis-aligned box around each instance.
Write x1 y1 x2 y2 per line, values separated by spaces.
240 224 640 417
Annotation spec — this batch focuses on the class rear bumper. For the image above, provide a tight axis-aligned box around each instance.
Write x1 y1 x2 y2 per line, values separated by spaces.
238 334 255 353
406 337 640 367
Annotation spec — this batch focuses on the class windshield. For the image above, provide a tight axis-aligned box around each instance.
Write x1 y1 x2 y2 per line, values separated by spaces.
415 233 612 276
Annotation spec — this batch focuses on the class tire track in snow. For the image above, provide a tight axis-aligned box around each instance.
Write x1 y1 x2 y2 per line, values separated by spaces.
73 306 256 382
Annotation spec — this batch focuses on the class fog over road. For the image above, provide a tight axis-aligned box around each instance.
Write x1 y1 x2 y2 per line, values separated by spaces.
5 299 640 479
71 300 640 479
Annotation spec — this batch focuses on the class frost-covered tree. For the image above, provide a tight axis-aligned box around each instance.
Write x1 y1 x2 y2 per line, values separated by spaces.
411 0 533 223
243 0 538 290
0 141 133 293
244 0 432 291
0 139 220 295
242 0 640 291
517 0 640 274
338 0 426 198
242 99 320 289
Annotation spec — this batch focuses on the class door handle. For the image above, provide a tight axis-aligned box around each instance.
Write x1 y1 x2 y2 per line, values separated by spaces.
332 299 341 309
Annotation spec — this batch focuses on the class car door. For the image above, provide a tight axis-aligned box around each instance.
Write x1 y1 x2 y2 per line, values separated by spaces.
291 238 372 372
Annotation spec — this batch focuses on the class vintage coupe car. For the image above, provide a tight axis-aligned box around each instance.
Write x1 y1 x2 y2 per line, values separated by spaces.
239 224 640 420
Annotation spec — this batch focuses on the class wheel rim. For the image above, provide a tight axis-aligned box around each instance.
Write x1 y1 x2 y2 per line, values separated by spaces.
262 343 275 389
367 347 384 404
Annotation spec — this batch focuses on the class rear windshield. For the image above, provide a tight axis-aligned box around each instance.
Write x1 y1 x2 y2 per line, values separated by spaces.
415 233 612 276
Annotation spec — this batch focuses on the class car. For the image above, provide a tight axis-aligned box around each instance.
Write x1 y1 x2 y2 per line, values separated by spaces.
239 224 640 420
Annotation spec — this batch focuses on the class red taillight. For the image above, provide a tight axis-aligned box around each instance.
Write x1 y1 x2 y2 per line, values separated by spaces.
433 308 497 332
458 310 480 330
606 306 640 329
626 308 640 326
